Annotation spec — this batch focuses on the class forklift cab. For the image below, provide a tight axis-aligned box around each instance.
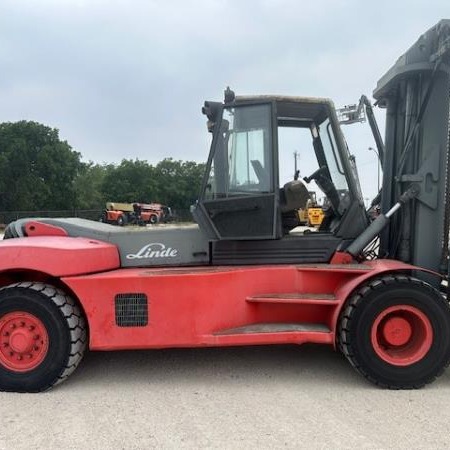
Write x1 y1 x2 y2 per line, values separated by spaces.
193 90 368 250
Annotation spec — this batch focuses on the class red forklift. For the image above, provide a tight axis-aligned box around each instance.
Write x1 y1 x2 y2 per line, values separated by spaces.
1 20 450 392
101 202 173 226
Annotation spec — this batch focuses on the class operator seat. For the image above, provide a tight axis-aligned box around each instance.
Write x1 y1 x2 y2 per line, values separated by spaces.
280 179 309 213
279 179 310 233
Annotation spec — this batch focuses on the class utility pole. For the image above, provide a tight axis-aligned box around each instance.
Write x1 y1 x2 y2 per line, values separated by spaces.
293 151 300 179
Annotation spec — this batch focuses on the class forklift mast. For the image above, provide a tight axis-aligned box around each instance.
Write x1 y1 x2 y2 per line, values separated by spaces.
373 20 450 274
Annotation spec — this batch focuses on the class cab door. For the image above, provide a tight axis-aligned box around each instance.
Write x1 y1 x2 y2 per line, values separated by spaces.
195 102 280 240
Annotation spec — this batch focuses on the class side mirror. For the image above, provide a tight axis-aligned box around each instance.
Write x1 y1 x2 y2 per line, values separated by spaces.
202 101 222 132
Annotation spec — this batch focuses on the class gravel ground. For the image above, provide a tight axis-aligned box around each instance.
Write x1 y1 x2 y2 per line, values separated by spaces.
1 344 450 450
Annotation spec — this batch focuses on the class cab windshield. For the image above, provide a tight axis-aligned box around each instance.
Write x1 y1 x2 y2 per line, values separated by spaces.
314 118 350 214
204 99 352 217
205 104 273 199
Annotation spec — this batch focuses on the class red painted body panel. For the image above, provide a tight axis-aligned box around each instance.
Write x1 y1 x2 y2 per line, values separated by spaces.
24 221 69 237
0 237 120 276
60 259 417 351
107 211 123 221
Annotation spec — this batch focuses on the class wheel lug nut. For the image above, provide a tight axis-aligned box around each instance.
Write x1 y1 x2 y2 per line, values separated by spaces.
34 346 39 351
3 332 9 337
29 325 35 331
20 321 25 327
17 355 22 361
3 343 8 347
33 335 39 340
10 324 16 329
28 354 33 359
9 351 13 356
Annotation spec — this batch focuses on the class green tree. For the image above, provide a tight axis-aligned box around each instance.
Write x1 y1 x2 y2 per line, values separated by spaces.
74 162 108 209
153 158 205 210
98 158 205 212
0 120 206 216
0 121 82 211
100 159 157 203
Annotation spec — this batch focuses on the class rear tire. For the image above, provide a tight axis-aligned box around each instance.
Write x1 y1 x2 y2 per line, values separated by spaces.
338 274 450 389
149 214 158 225
0 282 87 392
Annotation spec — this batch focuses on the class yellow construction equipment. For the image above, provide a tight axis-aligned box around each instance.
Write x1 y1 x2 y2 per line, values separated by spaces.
298 192 324 227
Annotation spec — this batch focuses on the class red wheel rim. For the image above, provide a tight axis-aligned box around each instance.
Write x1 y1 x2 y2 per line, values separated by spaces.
371 305 433 366
0 312 49 372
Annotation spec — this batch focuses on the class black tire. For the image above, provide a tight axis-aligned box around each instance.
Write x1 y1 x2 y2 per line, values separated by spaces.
99 212 107 223
149 214 158 225
338 274 450 389
117 214 127 226
0 282 87 392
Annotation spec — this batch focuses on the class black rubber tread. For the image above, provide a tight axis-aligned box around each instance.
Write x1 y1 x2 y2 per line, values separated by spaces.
3 221 23 239
338 274 450 389
0 282 87 392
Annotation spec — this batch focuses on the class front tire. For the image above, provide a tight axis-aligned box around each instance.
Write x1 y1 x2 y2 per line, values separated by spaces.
338 274 450 389
0 282 87 392
117 214 127 226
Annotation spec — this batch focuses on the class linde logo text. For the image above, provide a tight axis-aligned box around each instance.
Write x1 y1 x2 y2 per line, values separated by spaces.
126 243 179 259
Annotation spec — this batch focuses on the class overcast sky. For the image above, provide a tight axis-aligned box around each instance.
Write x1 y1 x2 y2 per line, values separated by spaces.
1 0 449 201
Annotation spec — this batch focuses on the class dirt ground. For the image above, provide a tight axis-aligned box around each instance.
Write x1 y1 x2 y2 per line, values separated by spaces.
1 344 450 449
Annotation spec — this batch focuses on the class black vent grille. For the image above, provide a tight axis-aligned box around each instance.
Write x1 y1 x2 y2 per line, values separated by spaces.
212 234 340 265
115 293 148 327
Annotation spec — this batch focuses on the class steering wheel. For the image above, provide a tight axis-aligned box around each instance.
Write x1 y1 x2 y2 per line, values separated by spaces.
303 166 342 218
